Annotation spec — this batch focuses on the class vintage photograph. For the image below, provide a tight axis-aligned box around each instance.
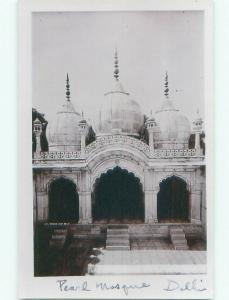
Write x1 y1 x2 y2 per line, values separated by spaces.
32 10 207 278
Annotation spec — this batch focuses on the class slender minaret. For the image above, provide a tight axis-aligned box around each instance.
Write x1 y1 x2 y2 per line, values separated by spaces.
66 73 70 101
164 71 169 99
192 108 203 154
79 113 88 158
114 48 119 81
33 118 42 159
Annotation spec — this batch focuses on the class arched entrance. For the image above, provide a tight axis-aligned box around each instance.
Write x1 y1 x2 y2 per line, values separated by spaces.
48 177 79 223
92 167 144 223
157 176 189 222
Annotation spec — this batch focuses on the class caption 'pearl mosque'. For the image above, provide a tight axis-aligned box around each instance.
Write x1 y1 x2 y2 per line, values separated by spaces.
32 50 206 276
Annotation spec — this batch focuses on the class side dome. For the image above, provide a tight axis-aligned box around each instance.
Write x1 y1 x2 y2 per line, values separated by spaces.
49 74 82 151
154 99 191 149
153 72 191 149
95 50 144 136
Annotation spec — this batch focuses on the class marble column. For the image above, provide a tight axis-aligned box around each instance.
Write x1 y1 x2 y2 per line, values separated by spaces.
78 169 92 224
35 190 48 222
78 191 92 224
144 190 158 223
190 190 202 224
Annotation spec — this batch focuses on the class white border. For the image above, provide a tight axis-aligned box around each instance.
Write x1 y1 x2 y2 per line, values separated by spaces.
18 0 213 298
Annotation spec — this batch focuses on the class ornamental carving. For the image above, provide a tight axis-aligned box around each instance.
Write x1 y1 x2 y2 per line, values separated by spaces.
85 135 150 156
40 151 81 160
36 138 200 162
152 149 196 158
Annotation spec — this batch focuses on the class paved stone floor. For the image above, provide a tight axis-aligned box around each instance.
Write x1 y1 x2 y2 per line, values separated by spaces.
131 239 173 250
91 250 207 275
131 238 206 250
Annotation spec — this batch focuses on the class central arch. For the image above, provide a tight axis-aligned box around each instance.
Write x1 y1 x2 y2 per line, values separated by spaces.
92 167 144 223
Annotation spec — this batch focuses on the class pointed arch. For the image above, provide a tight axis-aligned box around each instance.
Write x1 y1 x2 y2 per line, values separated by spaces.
157 175 189 222
48 176 79 223
92 166 144 223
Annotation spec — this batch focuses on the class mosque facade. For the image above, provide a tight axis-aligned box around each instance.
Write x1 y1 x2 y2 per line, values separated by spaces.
32 51 206 245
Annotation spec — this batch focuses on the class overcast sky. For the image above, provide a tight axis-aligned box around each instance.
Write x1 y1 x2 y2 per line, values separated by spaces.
32 11 204 127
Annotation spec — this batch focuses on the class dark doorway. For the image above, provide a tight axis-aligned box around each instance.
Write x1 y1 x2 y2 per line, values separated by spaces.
157 176 189 222
49 177 79 223
92 167 144 223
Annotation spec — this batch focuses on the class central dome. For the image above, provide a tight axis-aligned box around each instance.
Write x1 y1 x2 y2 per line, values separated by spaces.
95 50 144 136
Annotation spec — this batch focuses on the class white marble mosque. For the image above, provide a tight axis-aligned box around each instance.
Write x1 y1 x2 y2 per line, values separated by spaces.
33 50 206 275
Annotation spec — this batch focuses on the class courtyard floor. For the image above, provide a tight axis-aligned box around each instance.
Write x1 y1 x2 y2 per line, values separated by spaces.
90 249 206 275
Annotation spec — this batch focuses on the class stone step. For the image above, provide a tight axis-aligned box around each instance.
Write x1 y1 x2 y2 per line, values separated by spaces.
106 240 130 246
49 229 68 248
175 245 189 250
106 225 130 251
106 245 130 251
107 234 129 239
107 236 129 241
53 229 68 234
107 229 129 234
170 231 185 237
169 227 189 251
107 225 129 229
171 235 186 242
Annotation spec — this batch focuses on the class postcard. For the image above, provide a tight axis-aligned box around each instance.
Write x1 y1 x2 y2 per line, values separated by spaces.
18 0 213 298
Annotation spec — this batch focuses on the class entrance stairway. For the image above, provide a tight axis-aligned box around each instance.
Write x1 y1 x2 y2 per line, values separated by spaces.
169 227 189 250
106 225 130 250
49 229 68 248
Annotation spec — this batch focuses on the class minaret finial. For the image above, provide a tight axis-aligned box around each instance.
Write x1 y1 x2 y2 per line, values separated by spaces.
164 71 169 99
66 73 70 102
114 48 119 81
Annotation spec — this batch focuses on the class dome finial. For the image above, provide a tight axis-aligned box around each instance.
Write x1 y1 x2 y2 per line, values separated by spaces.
164 71 169 99
66 72 70 102
114 47 119 81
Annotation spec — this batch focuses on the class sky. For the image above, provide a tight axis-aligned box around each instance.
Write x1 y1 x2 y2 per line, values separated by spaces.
32 11 204 127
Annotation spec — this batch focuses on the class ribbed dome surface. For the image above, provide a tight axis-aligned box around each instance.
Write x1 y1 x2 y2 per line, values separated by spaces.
154 99 191 149
49 100 82 151
95 80 144 136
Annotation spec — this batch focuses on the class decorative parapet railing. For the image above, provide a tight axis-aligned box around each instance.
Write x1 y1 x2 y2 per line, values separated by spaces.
85 135 150 155
152 149 197 158
34 136 203 162
40 151 81 160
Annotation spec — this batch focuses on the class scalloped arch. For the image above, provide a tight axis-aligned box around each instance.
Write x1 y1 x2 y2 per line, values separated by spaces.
91 157 145 188
46 175 79 193
157 173 191 192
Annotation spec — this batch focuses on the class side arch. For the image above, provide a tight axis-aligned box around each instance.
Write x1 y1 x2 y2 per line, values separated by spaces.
157 172 191 192
48 176 79 223
157 175 190 222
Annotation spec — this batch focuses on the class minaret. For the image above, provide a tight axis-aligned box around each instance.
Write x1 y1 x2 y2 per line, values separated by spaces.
33 118 42 159
164 71 169 99
79 113 88 158
146 109 157 153
192 108 203 155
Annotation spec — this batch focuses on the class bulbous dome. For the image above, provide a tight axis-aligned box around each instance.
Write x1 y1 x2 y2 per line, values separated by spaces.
153 99 191 149
95 80 144 136
49 74 82 151
49 100 82 151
